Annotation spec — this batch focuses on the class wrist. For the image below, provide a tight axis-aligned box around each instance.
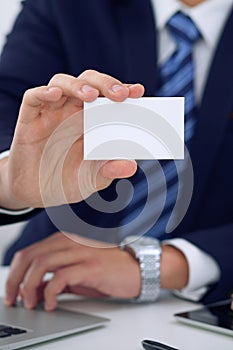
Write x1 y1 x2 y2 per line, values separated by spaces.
0 157 29 210
160 245 189 290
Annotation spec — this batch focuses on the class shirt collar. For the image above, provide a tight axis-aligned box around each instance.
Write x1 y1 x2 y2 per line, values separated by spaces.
152 0 233 49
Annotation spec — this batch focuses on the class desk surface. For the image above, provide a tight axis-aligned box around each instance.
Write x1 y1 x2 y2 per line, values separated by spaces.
0 267 232 350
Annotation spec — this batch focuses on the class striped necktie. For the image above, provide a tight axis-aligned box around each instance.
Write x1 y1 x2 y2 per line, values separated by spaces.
119 12 201 240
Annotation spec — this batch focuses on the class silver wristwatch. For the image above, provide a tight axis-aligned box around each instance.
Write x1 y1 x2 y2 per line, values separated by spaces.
121 236 161 302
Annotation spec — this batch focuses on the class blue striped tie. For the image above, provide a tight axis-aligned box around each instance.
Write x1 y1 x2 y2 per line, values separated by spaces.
119 12 201 240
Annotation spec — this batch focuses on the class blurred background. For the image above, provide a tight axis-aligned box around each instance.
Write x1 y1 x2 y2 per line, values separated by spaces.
0 0 26 264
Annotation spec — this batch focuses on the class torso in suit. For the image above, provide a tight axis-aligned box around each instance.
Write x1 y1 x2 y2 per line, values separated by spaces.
0 0 232 303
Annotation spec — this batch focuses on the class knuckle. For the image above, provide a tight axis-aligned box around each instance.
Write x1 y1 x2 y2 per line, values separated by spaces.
55 232 69 244
100 72 122 88
32 255 47 269
49 73 66 85
14 249 29 264
101 74 115 86
23 89 30 99
52 73 64 80
79 69 96 78
22 86 47 107
70 79 80 90
22 88 34 102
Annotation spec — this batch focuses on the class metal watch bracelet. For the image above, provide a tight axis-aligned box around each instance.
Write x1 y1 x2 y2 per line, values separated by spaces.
121 236 162 302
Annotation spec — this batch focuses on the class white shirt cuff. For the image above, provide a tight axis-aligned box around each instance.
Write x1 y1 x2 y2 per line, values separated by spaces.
0 150 33 215
0 207 34 216
0 150 10 160
163 238 221 301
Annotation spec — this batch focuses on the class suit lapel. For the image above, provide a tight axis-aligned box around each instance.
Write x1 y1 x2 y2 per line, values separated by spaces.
114 0 158 94
178 9 233 231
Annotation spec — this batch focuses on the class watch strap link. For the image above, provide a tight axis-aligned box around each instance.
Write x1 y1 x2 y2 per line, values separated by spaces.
121 236 161 302
138 251 161 301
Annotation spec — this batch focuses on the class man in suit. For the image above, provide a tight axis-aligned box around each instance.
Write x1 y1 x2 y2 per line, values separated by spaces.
1 0 233 310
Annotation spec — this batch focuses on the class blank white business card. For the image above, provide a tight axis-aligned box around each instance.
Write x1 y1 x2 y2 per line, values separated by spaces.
84 97 184 160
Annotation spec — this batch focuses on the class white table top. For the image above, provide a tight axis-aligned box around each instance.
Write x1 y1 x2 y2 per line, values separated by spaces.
0 266 232 350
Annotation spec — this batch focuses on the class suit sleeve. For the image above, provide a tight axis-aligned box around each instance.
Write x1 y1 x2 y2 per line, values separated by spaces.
0 0 67 151
0 0 64 222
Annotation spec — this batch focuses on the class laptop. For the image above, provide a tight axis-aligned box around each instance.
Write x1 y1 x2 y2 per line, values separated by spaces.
0 298 110 350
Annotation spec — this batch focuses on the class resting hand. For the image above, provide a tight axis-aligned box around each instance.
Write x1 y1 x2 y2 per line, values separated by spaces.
0 70 144 209
5 233 188 311
5 232 141 311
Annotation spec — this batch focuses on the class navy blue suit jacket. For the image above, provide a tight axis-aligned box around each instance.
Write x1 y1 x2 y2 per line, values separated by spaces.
0 0 233 304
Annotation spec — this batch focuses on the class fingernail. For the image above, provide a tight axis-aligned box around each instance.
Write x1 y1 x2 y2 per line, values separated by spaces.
81 85 96 93
111 84 125 93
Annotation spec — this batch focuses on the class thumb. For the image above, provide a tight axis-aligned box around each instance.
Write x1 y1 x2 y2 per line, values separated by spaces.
94 159 137 192
76 159 137 200
100 159 137 179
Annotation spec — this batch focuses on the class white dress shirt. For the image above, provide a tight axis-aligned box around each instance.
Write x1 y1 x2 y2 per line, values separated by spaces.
151 0 233 300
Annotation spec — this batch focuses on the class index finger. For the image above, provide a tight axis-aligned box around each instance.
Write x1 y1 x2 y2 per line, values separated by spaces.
18 86 63 124
4 233 71 305
78 70 144 101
